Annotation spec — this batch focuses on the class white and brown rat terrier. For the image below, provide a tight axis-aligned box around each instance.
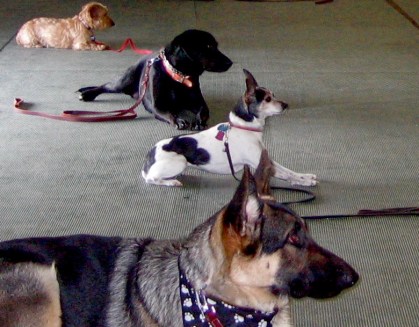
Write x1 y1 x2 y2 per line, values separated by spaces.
142 69 317 187
16 2 114 50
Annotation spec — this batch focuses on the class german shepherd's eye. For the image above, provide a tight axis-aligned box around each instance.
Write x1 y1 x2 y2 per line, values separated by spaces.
288 234 300 246
287 223 302 247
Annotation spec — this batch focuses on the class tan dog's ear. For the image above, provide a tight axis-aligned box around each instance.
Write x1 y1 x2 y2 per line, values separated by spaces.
81 2 114 31
79 3 95 28
222 165 263 257
254 149 274 200
89 3 108 20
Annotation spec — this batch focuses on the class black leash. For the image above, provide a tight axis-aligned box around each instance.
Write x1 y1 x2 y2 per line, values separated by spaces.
224 140 419 219
303 207 419 220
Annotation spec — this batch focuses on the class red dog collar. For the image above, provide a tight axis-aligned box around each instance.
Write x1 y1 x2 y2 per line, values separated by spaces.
160 51 193 88
78 15 92 30
229 121 263 133
78 15 96 41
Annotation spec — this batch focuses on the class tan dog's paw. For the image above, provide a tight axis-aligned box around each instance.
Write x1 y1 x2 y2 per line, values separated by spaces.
88 42 110 51
97 43 110 51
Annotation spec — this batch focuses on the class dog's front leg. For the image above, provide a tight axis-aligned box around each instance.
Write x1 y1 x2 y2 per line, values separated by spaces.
153 112 190 130
88 42 110 51
272 308 292 327
73 41 109 51
272 160 317 186
194 105 209 130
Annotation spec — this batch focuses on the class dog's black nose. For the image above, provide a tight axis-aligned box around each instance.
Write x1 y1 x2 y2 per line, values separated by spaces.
340 267 359 289
282 102 289 110
217 55 233 72
225 58 233 70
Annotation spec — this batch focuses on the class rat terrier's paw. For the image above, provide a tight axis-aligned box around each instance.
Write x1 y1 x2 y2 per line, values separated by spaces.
145 178 183 187
290 173 317 187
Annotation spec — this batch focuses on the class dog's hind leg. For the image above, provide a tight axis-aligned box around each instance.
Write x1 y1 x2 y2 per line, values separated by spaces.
78 81 139 101
77 86 107 101
142 157 188 187
78 64 142 101
272 161 317 186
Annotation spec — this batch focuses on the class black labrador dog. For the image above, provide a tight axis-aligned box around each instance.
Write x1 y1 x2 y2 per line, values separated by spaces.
78 29 233 130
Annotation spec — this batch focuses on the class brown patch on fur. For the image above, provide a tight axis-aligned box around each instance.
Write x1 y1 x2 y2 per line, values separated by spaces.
16 2 114 50
207 166 288 314
230 250 281 287
0 263 61 327
219 167 262 265
208 228 288 313
221 223 243 264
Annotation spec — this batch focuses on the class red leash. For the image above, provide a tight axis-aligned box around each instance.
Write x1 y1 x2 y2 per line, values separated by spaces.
95 38 153 55
13 98 139 122
13 53 158 122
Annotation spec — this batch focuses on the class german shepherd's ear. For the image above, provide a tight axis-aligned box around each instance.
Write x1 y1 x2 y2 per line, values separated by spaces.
254 149 274 200
223 165 263 256
243 69 258 104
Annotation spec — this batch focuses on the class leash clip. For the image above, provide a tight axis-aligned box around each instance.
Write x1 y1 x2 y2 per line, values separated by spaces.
141 57 158 85
196 289 210 312
196 291 223 327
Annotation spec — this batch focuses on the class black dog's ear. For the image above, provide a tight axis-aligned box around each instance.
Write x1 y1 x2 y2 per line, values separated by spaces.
165 41 203 75
223 165 263 256
171 45 190 61
254 149 274 200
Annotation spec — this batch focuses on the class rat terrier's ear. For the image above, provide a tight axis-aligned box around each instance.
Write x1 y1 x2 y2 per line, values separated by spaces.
243 69 259 106
243 69 258 96
254 149 274 200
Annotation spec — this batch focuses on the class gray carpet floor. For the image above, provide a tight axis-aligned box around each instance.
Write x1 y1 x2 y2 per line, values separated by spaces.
0 0 418 326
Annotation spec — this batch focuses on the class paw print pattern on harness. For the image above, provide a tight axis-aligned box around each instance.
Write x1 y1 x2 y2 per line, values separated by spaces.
179 268 277 326
184 298 193 307
184 312 195 322
234 313 245 323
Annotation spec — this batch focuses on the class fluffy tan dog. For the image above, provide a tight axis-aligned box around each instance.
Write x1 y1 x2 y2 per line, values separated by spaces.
16 2 114 50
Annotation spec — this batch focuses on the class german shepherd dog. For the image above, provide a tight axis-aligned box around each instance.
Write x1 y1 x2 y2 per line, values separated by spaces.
78 29 233 130
0 152 358 327
142 69 317 187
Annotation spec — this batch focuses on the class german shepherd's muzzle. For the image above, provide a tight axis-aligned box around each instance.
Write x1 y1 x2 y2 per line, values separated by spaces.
0 151 358 327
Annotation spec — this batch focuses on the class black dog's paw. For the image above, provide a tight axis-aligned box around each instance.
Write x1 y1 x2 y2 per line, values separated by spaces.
77 87 100 102
175 118 191 130
78 93 94 102
192 121 207 131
